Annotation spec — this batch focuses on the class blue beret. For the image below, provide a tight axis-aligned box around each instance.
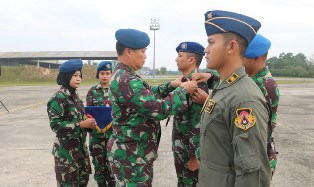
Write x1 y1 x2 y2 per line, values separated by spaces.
115 29 150 49
204 10 261 44
176 42 205 56
59 59 83 73
244 34 271 58
97 61 112 72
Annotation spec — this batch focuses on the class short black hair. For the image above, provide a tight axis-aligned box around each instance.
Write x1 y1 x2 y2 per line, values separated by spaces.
222 32 248 56
116 42 127 56
186 53 203 67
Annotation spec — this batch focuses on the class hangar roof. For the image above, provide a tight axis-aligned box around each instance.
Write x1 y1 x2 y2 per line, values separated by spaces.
0 51 118 60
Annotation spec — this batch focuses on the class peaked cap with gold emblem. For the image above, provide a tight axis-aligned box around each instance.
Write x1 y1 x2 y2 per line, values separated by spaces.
204 10 261 44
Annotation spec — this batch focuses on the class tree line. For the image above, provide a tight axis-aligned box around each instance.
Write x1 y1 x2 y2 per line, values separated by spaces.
158 52 314 78
267 52 314 78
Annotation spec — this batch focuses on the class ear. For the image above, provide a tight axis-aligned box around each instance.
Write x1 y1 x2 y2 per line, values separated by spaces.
188 56 195 65
227 40 238 54
125 48 132 57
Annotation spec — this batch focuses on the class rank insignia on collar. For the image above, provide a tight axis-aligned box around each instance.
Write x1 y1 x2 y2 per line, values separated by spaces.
201 96 216 114
234 108 256 130
227 72 239 85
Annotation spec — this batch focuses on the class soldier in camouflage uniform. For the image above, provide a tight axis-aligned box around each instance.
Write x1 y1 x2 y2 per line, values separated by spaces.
47 59 96 187
243 34 280 177
172 42 208 187
107 28 198 186
86 61 115 186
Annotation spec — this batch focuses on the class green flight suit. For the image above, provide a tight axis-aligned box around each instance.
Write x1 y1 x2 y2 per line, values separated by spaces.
198 67 272 187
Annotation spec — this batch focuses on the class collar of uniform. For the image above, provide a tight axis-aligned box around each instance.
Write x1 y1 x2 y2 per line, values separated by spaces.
252 66 270 81
216 66 246 89
116 62 137 75
186 69 198 80
95 83 102 89
60 86 78 97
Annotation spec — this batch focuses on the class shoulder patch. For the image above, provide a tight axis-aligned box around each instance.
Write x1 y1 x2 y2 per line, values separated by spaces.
234 108 256 130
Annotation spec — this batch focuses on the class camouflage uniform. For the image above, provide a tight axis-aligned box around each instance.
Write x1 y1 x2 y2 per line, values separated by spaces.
172 72 208 187
86 83 115 186
108 63 189 186
47 86 91 187
251 67 280 176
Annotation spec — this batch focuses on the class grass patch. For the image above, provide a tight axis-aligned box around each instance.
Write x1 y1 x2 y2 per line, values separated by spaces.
1 65 314 87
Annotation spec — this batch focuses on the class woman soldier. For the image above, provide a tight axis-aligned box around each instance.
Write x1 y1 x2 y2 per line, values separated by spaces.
47 59 96 186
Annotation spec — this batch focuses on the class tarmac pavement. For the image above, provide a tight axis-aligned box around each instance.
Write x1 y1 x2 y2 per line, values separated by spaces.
0 82 313 187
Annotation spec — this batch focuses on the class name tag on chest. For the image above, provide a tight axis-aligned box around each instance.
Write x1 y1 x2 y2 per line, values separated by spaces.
201 97 216 114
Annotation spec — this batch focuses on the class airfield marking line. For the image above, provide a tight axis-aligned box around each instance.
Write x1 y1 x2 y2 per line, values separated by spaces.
0 101 46 115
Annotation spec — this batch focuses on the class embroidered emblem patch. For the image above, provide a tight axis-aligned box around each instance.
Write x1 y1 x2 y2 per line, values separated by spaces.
234 108 256 130
201 96 216 114
181 43 187 50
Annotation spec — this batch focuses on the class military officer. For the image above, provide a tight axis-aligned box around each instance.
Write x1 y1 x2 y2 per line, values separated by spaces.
195 10 272 186
107 28 198 186
86 61 115 186
172 41 208 187
47 59 95 186
243 34 280 177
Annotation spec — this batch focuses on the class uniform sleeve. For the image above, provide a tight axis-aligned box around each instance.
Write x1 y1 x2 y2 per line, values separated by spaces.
151 81 176 98
86 88 94 106
229 101 271 187
188 102 202 160
189 82 208 160
123 78 188 121
47 97 80 137
206 70 220 89
264 79 280 128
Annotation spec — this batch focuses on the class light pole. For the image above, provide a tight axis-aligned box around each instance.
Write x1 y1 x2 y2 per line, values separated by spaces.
150 18 160 80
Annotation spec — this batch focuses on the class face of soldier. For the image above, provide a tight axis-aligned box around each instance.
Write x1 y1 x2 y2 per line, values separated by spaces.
176 52 193 73
242 58 255 76
205 34 228 71
129 48 147 71
69 71 82 88
98 70 112 86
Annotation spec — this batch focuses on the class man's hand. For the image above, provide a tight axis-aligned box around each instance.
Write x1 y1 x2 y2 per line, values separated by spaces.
80 118 96 129
192 88 209 104
180 81 197 94
191 72 212 83
187 157 200 171
170 75 183 88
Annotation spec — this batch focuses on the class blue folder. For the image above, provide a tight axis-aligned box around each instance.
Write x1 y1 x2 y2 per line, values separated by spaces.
84 106 112 133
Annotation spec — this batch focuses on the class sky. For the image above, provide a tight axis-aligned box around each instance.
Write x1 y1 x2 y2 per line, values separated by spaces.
0 0 313 70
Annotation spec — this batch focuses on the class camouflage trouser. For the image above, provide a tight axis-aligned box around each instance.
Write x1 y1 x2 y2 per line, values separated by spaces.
268 135 278 178
173 133 198 187
109 159 154 187
89 134 115 186
55 157 91 187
